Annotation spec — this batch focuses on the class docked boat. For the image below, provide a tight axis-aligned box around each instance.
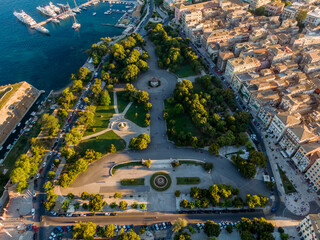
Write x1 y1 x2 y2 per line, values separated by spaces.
72 14 81 29
73 0 81 13
49 2 61 13
36 5 58 18
51 18 60 23
80 6 87 10
13 10 37 26
35 25 50 34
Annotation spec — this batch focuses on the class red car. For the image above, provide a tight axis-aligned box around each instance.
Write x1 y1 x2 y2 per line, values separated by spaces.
33 225 37 232
39 168 43 174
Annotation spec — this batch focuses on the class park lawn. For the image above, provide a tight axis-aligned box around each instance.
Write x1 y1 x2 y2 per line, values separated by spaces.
164 100 202 137
175 63 198 78
84 94 115 137
78 130 126 155
125 102 148 128
120 178 145 185
277 164 297 194
116 91 131 113
177 177 201 185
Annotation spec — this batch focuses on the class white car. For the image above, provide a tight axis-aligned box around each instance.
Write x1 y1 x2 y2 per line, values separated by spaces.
42 161 47 167
36 173 40 179
104 212 110 216
66 213 72 217
31 208 35 216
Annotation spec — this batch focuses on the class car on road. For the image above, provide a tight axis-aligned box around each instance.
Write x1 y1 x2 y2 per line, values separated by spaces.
33 190 36 197
31 208 35 216
271 177 275 182
42 161 47 167
36 173 40 179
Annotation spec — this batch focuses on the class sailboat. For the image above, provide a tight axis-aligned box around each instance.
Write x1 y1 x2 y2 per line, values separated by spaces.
72 14 81 29
73 0 81 13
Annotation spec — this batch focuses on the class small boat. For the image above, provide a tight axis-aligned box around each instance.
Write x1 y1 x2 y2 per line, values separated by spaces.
72 14 81 29
92 12 96 15
51 18 60 23
80 6 87 10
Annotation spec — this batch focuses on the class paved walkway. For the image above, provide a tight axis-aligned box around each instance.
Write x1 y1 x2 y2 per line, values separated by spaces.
113 91 119 114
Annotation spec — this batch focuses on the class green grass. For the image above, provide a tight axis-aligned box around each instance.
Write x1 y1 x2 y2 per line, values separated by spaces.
164 100 202 137
179 160 205 166
125 102 149 128
78 130 126 155
112 161 143 175
0 82 23 110
84 94 115 137
277 164 297 194
176 177 201 185
120 178 145 186
116 91 131 113
175 63 198 78
150 172 172 192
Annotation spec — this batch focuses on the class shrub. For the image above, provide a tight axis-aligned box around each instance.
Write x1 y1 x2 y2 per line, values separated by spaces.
82 203 88 209
110 202 117 209
114 192 122 198
119 201 128 210
140 203 146 210
175 190 181 197
131 202 138 209
226 225 233 233
67 193 75 200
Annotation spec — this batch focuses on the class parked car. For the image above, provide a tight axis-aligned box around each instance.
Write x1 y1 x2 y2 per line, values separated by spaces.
31 208 35 216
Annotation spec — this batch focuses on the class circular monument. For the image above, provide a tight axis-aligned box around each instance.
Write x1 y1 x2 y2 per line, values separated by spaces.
117 122 128 131
150 172 171 191
149 77 161 88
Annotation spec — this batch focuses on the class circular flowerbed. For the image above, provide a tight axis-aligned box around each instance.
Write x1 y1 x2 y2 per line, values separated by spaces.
150 172 171 191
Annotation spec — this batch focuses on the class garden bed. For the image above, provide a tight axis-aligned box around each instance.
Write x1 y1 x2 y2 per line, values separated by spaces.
177 177 200 185
150 172 172 191
277 164 297 194
120 178 145 185
112 161 143 175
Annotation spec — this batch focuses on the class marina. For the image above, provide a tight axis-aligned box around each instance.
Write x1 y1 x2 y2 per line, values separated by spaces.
13 0 136 34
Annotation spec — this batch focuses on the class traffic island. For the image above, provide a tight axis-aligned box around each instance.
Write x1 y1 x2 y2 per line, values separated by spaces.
150 172 172 191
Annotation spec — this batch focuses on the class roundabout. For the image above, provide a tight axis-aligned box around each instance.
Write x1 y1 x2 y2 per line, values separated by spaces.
150 172 172 191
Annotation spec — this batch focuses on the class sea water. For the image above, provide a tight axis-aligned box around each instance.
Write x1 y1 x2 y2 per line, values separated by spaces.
0 0 129 91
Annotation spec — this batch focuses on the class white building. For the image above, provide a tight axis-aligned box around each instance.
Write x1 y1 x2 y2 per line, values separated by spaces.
298 214 320 240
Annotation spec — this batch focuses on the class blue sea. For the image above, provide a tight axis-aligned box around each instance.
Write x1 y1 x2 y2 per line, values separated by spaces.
0 0 129 91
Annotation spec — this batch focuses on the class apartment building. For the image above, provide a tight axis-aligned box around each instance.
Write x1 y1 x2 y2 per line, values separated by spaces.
241 0 271 10
224 57 260 83
292 142 320 172
305 159 320 191
281 2 304 20
279 124 318 157
265 1 285 16
268 112 301 142
216 51 234 71
298 214 320 239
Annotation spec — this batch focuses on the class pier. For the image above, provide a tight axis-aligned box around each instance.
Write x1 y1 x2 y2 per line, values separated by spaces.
30 0 136 29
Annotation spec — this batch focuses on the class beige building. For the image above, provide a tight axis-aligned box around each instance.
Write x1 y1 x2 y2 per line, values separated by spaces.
217 51 234 71
224 57 260 83
292 142 320 172
298 214 320 239
305 159 320 191
265 1 285 16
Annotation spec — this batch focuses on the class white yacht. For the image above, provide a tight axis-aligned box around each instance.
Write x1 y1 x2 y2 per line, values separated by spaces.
49 2 61 13
37 5 58 18
13 10 37 26
35 25 50 34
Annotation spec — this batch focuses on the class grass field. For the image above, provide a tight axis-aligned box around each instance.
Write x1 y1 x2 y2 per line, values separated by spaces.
278 164 297 194
164 100 202 137
0 82 23 110
78 130 126 155
125 102 149 128
84 94 115 137
176 177 201 185
112 161 143 175
116 91 131 113
120 178 145 185
175 63 198 78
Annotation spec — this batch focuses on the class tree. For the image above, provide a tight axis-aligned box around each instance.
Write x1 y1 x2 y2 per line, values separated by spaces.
119 201 128 210
65 128 82 146
10 167 27 183
62 200 70 211
296 9 308 22
78 105 96 129
77 67 91 81
110 202 117 208
203 162 213 172
173 218 188 232
117 230 140 240
59 173 71 188
43 181 53 191
255 6 265 16
204 221 221 237
73 80 83 92
100 90 111 106
129 133 151 150
91 79 102 98
122 64 140 82
48 171 55 180
174 103 184 115
136 59 149 72
108 144 117 153
16 180 28 192
246 194 261 208
241 230 255 240
208 143 220 155
226 225 233 233
144 102 152 111
73 221 97 240
180 199 189 208
174 232 191 240
41 113 60 136
114 192 122 198
105 224 116 238
60 88 75 109
81 191 90 200
89 194 107 212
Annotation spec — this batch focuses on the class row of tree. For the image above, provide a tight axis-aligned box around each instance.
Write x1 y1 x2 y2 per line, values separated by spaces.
181 185 269 209
239 217 275 240
59 149 102 188
10 145 45 192
73 222 141 240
